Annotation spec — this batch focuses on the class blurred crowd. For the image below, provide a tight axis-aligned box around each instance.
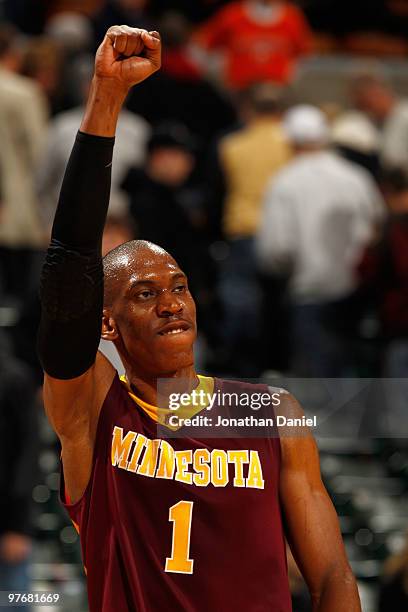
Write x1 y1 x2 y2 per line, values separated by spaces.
1 1 408 610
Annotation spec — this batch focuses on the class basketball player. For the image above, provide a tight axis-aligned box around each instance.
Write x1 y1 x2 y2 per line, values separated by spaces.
37 26 361 611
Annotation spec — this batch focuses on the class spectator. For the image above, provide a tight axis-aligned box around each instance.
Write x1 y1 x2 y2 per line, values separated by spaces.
256 105 384 376
43 12 96 111
45 12 94 55
0 24 48 299
122 122 208 300
378 532 408 611
351 73 408 171
126 11 236 144
220 85 291 238
357 168 408 377
19 36 65 115
332 110 381 178
0 334 39 607
194 0 312 89
36 55 150 229
215 83 291 375
123 124 202 276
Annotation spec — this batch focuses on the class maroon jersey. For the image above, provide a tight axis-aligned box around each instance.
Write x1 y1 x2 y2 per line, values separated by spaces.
60 375 292 612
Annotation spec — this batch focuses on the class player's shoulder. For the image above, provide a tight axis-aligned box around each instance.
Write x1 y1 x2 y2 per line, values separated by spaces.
219 124 247 151
267 155 305 190
330 152 377 189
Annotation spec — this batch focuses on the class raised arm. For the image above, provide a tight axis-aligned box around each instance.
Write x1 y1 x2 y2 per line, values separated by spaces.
37 26 161 503
278 396 361 611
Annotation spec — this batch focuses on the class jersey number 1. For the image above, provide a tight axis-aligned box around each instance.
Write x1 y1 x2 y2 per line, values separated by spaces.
165 500 194 574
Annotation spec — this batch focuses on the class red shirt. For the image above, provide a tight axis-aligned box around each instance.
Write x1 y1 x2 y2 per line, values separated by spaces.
195 0 311 88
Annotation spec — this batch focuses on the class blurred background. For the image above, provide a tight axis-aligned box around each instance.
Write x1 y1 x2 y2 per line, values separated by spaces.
1 1 408 610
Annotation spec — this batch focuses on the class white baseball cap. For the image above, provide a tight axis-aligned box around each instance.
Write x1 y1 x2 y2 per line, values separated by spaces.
283 105 329 145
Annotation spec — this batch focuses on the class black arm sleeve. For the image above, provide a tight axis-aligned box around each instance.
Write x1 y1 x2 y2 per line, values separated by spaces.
37 131 115 379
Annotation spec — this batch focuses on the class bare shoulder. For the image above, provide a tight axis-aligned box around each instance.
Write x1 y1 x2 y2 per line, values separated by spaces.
269 387 320 468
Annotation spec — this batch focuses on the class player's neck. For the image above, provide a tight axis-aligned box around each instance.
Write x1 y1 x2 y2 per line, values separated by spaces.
124 365 198 407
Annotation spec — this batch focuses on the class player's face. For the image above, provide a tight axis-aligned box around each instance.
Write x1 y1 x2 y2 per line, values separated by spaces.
105 251 197 376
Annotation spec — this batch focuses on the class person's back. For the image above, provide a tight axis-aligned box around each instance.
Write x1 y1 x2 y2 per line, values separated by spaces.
257 105 384 376
215 84 291 375
357 168 408 377
221 116 291 239
358 213 408 340
0 66 48 247
269 150 382 302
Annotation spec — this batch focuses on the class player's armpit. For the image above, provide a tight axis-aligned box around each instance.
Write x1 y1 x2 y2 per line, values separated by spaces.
43 352 115 504
43 351 114 437
278 395 361 611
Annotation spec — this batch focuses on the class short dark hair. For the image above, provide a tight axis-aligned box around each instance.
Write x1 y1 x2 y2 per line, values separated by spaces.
147 122 197 155
239 82 285 115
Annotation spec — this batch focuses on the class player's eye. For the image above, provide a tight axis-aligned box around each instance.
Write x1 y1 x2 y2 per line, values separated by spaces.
173 284 186 293
138 289 155 299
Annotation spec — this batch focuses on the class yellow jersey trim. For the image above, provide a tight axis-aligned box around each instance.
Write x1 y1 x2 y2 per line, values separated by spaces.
120 374 215 430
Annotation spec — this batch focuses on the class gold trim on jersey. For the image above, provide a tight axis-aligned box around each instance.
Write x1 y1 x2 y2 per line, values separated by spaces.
119 375 215 430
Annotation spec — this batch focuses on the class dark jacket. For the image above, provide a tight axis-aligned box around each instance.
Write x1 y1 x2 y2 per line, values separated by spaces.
0 347 39 536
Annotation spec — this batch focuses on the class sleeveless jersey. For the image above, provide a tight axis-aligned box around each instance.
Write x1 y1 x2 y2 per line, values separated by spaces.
60 375 292 612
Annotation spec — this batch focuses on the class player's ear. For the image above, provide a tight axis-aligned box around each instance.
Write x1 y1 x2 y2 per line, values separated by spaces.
101 309 119 341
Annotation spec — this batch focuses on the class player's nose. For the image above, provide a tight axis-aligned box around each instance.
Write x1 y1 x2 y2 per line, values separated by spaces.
156 293 183 317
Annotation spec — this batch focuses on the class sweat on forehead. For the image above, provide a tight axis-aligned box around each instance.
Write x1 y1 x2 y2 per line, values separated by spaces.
102 240 179 305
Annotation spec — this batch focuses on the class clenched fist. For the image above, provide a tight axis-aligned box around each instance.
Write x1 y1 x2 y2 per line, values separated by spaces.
95 25 161 89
